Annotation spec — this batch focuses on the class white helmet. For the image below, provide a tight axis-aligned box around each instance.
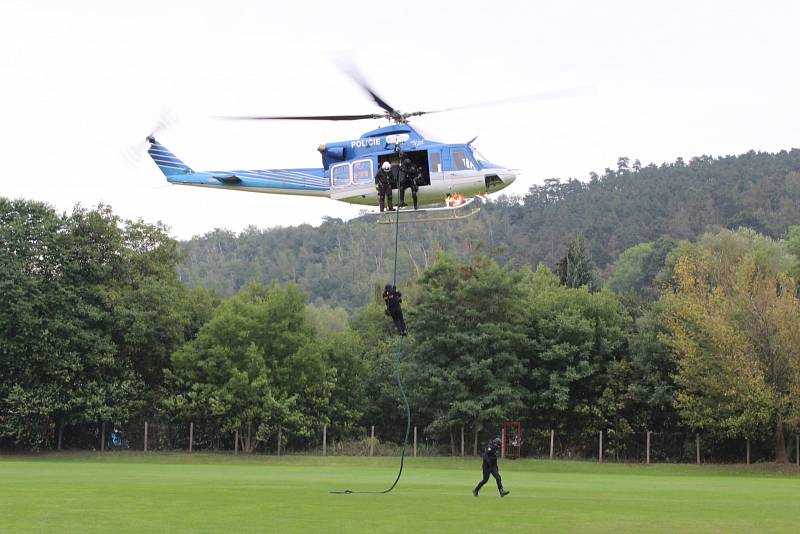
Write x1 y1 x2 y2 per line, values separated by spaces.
382 161 391 171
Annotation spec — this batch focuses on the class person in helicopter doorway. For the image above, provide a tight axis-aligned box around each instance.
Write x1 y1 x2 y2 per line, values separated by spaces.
473 437 510 497
398 158 420 210
382 284 407 335
375 161 394 212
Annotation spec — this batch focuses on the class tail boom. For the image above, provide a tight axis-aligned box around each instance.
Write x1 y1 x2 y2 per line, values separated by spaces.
146 138 329 197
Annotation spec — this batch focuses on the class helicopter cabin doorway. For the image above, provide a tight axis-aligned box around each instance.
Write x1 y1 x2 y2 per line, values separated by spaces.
377 150 431 188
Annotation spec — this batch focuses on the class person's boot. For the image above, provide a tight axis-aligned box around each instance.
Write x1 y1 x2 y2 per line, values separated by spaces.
499 487 510 497
473 487 479 497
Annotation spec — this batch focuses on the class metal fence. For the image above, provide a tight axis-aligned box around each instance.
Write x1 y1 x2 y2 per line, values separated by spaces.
23 421 800 465
521 428 798 465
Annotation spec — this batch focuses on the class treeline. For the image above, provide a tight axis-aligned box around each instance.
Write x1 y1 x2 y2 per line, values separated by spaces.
4 197 800 460
178 149 800 311
4 145 800 459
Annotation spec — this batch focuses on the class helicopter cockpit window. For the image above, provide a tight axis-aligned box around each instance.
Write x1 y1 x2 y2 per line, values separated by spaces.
332 164 350 186
453 149 474 171
352 160 373 184
471 147 491 167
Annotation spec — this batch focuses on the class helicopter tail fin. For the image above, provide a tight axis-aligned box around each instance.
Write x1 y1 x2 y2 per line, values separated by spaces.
146 137 193 177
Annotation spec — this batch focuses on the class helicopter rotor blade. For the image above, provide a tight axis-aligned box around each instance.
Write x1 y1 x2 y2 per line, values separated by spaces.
407 86 595 117
336 61 398 115
217 113 386 121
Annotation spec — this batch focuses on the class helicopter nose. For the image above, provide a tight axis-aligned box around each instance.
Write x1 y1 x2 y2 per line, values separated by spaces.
502 171 517 186
484 170 517 193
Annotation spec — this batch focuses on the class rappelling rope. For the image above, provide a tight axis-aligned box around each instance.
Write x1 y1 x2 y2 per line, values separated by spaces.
331 204 411 495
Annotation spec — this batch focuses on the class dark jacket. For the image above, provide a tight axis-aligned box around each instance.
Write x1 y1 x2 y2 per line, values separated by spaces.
375 168 392 188
482 441 500 466
382 286 402 309
400 162 419 186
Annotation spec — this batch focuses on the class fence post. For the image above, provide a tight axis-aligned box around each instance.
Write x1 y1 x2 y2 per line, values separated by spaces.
277 424 282 456
370 425 375 457
413 426 417 458
322 424 327 457
57 423 63 451
549 430 554 460
461 426 465 457
599 431 603 463
144 421 148 452
746 438 750 465
189 422 193 453
235 429 239 455
646 431 651 465
696 434 700 465
796 435 799 467
101 422 106 452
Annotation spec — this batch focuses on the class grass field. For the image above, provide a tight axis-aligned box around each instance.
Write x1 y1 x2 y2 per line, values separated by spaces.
1 453 799 533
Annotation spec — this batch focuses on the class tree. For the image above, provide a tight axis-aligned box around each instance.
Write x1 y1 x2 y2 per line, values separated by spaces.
660 228 800 461
409 254 526 452
0 201 189 449
556 236 598 290
166 282 365 452
787 225 800 283
354 301 411 442
624 304 679 432
518 264 632 442
166 283 310 451
607 242 654 296
608 238 676 304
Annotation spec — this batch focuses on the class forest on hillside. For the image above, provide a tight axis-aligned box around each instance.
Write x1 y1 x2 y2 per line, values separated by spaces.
177 149 800 311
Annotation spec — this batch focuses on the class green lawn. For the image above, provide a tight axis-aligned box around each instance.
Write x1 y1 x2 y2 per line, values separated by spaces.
1 453 799 533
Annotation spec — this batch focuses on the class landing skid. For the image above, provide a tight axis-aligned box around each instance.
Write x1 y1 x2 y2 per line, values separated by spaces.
376 198 481 224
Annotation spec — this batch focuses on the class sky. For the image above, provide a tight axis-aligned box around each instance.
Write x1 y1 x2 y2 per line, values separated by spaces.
1 0 799 239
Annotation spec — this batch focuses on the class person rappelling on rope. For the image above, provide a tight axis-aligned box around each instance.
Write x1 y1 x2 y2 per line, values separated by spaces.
382 284 407 335
473 437 510 497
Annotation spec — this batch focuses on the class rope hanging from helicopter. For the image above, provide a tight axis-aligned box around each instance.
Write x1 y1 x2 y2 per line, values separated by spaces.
331 202 411 495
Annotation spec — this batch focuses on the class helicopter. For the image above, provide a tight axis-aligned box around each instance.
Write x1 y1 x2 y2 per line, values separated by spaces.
146 70 582 218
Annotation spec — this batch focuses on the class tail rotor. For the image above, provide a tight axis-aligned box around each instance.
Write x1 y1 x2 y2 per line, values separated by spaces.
121 109 178 168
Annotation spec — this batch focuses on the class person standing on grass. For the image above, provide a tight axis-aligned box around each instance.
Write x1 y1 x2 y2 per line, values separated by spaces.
473 437 509 497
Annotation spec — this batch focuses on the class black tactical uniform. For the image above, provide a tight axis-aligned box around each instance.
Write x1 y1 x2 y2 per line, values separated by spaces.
390 161 401 190
398 158 420 210
473 437 510 497
375 164 394 212
382 284 407 335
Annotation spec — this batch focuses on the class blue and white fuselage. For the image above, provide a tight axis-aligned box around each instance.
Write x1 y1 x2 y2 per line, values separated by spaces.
147 124 516 207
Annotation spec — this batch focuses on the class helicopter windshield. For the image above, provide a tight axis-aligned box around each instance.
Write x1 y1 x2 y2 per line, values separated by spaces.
470 146 491 166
